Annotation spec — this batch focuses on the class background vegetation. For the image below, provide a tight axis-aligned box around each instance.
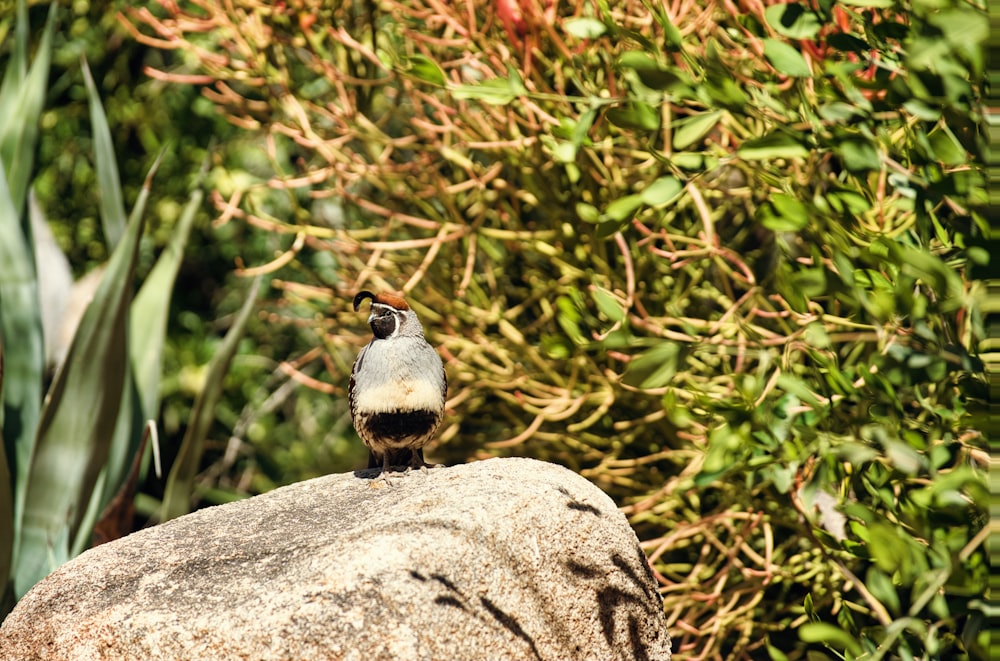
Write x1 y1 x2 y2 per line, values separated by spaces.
1 0 988 659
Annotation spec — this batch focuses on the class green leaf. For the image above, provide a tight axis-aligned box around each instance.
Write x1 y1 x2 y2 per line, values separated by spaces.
64 96 172 562
606 101 659 131
799 622 863 656
594 219 624 240
764 4 822 39
131 152 205 422
576 202 600 223
13 172 147 597
760 193 809 231
603 194 643 222
405 54 446 86
563 17 606 39
765 637 790 661
0 159 44 585
555 294 585 345
763 39 812 77
591 287 625 323
618 51 688 91
774 374 822 409
650 8 683 48
826 189 872 215
865 567 900 615
0 0 54 219
867 522 915 577
82 58 126 251
570 106 599 149
672 110 723 150
697 423 749 484
703 72 748 109
836 138 881 172
451 69 527 105
160 275 263 522
738 131 809 160
926 124 967 166
622 343 681 389
791 268 827 298
640 176 683 207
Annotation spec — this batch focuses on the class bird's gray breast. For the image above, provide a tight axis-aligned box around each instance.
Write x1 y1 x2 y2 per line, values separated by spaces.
352 337 445 414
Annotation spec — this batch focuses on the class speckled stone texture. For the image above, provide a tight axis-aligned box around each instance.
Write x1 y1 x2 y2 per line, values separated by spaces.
0 457 670 661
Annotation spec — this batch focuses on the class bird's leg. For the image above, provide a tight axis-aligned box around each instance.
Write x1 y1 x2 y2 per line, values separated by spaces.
378 453 396 484
409 448 438 473
367 452 395 487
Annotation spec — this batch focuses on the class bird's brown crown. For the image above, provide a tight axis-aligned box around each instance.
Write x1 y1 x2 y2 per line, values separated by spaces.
375 292 409 310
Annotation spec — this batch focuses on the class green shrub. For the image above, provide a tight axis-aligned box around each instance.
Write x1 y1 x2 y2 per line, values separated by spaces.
126 0 987 657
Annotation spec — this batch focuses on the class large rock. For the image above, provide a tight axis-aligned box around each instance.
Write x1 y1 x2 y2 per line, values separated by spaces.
0 457 670 660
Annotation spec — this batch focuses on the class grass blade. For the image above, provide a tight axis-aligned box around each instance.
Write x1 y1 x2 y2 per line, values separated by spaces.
81 57 126 250
160 274 263 522
0 1 55 219
78 152 166 556
0 0 30 117
130 152 208 421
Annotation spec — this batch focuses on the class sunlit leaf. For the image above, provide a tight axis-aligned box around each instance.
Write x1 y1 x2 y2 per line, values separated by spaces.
926 124 967 166
622 342 681 389
81 58 126 250
738 131 809 160
0 140 44 593
576 202 600 223
760 192 808 231
640 176 683 207
672 110 723 150
451 68 526 105
764 4 822 39
763 39 812 77
591 287 625 323
131 152 205 422
405 54 445 86
799 622 864 656
0 0 54 218
563 17 606 39
604 193 643 222
14 174 146 597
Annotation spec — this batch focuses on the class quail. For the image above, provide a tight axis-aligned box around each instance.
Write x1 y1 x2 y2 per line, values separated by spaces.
348 290 447 476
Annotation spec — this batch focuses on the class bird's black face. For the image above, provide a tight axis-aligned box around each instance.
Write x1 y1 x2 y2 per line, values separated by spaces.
369 304 400 339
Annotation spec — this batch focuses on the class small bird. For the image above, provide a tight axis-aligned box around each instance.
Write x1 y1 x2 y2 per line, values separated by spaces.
349 290 447 476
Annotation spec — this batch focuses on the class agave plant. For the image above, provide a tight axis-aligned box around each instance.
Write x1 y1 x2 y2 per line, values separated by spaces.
0 1 251 616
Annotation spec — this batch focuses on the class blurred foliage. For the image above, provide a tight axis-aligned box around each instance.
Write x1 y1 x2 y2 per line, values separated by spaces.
7 0 985 658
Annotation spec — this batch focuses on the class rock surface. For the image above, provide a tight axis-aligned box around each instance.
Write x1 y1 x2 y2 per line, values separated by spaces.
0 457 670 660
